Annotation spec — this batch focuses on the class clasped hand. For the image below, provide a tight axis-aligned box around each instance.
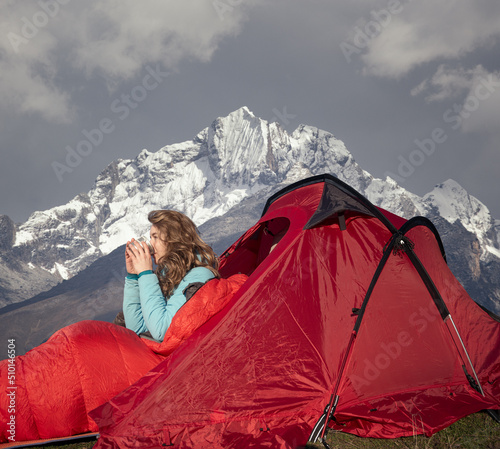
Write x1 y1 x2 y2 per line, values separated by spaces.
125 238 153 274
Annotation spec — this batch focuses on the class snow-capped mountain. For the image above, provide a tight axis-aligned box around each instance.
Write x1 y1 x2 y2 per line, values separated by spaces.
423 180 500 262
0 106 499 313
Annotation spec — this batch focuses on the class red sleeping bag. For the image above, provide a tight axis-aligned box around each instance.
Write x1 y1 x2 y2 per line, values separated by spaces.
0 274 247 443
142 273 248 356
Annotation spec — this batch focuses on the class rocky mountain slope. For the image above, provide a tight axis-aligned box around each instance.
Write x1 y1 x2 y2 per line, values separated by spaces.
0 107 499 318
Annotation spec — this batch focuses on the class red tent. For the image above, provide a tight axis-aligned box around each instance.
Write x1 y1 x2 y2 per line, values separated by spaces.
90 174 500 448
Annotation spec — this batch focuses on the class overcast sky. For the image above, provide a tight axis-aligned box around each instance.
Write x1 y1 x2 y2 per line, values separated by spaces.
1 0 499 223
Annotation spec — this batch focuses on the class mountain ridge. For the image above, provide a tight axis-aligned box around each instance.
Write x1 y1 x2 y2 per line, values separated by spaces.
0 106 498 315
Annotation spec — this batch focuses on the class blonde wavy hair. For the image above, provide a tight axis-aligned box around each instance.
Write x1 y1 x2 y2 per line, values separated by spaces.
148 210 219 297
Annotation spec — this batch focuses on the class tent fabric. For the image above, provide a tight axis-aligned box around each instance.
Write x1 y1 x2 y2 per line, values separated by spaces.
0 321 162 442
0 275 247 443
89 174 500 448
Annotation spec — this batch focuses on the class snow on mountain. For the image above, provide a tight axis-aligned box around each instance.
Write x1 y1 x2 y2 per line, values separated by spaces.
11 107 364 267
424 180 500 260
1 106 499 310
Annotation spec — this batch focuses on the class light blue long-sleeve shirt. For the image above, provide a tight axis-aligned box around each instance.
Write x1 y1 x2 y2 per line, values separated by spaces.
123 267 215 341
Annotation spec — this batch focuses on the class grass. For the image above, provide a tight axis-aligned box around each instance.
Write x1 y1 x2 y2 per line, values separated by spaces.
308 411 500 449
25 412 499 449
27 442 95 449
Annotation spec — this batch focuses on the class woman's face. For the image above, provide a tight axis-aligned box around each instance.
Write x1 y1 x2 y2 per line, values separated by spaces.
150 225 168 263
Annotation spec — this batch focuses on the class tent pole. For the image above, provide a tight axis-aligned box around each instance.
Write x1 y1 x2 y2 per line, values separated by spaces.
400 233 485 397
308 330 358 443
310 234 398 443
446 315 485 396
320 331 357 440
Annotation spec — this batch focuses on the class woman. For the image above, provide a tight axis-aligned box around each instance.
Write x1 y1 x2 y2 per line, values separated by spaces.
123 210 219 342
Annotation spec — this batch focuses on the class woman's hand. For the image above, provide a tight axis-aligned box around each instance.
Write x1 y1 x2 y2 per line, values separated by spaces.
125 238 153 274
125 241 136 274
